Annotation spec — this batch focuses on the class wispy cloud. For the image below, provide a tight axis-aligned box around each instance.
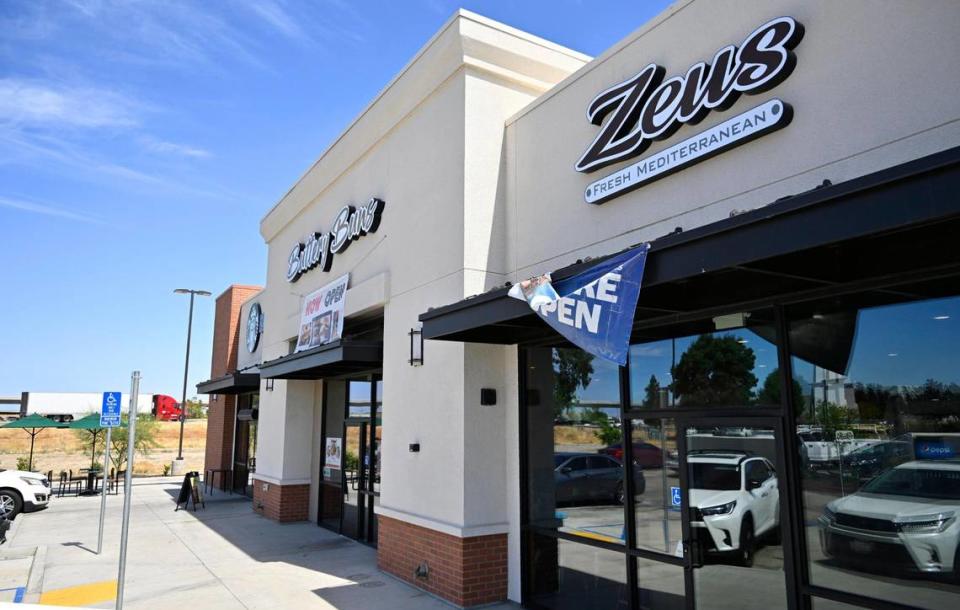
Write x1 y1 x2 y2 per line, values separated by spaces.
0 195 106 225
138 135 211 159
632 345 668 358
0 78 140 129
244 0 306 41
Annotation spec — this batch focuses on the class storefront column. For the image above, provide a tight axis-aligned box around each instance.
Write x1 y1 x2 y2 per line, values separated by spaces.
251 378 316 522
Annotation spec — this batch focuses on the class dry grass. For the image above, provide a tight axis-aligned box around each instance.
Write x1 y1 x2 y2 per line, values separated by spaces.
0 419 208 476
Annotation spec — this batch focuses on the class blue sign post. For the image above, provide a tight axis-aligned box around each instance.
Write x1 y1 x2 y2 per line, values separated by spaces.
100 392 122 428
97 391 122 556
671 486 682 509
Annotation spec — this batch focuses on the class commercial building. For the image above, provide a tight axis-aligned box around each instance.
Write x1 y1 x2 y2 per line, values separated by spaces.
199 2 960 608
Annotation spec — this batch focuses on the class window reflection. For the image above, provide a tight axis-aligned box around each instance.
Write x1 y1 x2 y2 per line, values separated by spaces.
527 535 630 609
631 418 681 555
636 557 685 609
526 347 627 544
793 295 960 609
629 311 779 409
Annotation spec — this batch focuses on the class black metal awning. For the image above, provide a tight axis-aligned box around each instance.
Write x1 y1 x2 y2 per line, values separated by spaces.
196 371 260 395
258 339 382 380
420 145 960 346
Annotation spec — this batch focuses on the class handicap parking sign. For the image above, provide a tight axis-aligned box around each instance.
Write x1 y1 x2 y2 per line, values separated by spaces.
671 486 682 507
101 392 122 427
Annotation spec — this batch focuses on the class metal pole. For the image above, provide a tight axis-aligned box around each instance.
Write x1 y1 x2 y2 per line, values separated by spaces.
117 371 140 610
28 431 36 471
177 293 195 460
97 425 112 555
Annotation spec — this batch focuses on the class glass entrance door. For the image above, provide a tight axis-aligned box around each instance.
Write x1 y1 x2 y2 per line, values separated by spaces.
341 420 367 539
337 376 381 545
233 393 258 497
678 417 788 610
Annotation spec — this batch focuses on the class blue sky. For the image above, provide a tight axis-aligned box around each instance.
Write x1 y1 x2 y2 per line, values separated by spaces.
0 1 673 397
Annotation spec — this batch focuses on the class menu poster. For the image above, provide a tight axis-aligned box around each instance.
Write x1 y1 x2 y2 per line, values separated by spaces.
295 274 348 352
324 437 342 469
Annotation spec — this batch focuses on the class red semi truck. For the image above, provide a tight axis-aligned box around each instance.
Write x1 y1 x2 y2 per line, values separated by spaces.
151 395 183 421
14 392 183 422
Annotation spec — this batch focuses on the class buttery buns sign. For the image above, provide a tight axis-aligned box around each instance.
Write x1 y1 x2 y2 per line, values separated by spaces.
286 197 384 282
577 16 804 204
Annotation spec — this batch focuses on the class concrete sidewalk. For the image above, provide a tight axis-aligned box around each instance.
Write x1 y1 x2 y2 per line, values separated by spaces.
3 479 517 609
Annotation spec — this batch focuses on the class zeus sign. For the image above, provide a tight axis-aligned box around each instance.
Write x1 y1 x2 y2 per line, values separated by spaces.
577 17 804 204
286 197 384 282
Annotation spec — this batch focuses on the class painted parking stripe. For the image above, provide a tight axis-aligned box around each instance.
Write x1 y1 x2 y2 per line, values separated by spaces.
39 580 117 607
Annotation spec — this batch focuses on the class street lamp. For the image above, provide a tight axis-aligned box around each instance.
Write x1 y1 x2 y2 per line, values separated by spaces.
172 288 211 475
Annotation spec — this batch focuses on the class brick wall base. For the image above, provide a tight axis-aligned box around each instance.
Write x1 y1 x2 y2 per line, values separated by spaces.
252 479 309 522
377 515 507 607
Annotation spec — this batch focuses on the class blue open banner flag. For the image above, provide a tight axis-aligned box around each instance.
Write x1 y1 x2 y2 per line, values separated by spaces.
508 245 649 365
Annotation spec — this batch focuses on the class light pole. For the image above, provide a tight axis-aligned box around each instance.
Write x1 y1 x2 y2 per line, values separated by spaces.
172 288 211 475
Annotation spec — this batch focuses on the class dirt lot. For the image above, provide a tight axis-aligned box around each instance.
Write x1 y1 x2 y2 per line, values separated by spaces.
0 419 207 476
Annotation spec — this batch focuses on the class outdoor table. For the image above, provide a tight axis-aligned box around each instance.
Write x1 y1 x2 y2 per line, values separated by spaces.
205 468 232 495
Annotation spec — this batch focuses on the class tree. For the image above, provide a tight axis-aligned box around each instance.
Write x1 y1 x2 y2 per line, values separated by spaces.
73 428 106 469
672 334 757 406
185 399 207 419
594 419 622 446
110 414 161 473
757 369 804 407
643 375 662 409
552 349 594 418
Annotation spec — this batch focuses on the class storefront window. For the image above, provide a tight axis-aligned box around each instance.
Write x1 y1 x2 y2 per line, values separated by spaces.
348 380 372 417
789 294 960 609
630 418 681 555
628 310 779 409
636 557 685 609
526 534 629 609
526 347 625 543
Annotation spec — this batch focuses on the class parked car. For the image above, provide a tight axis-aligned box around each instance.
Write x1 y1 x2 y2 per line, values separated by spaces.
687 452 780 566
600 442 665 469
819 460 960 579
801 427 884 466
554 452 645 505
840 440 913 480
0 469 51 519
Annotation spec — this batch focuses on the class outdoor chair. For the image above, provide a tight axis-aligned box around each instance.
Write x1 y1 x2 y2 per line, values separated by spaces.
108 469 125 495
57 471 82 497
69 469 87 493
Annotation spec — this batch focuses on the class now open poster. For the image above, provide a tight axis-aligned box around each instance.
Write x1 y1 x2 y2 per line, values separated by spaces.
295 274 349 352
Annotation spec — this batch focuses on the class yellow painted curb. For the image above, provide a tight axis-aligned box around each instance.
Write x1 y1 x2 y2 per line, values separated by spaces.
39 580 117 607
571 530 621 544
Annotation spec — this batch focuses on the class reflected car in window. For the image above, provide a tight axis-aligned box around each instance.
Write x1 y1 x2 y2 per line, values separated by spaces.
819 460 960 579
599 442 665 469
554 453 645 505
840 440 913 480
688 452 780 567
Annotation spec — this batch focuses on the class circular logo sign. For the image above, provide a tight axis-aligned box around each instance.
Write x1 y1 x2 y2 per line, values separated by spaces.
246 302 262 353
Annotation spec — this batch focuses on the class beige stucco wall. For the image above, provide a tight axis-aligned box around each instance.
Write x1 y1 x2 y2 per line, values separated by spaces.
504 0 960 280
251 11 587 553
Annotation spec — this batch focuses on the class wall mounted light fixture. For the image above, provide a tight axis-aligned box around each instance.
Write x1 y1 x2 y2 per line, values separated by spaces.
409 326 424 366
265 378 275 391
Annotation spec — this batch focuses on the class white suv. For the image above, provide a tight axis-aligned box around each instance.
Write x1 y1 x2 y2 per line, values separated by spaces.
819 460 960 579
0 469 51 519
688 452 780 566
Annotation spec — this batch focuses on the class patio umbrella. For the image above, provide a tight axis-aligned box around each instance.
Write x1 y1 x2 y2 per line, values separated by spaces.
67 414 114 470
1 414 65 471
